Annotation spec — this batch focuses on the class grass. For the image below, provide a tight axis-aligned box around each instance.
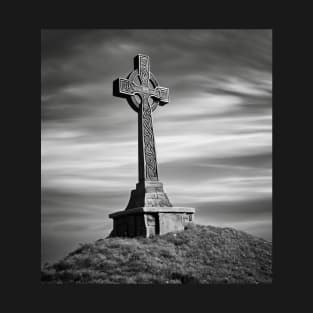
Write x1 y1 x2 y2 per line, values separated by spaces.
41 223 272 284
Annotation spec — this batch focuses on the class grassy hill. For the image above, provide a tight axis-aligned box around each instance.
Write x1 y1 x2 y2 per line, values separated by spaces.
41 224 272 284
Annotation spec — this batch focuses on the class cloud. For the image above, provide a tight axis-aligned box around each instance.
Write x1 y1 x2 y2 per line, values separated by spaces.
41 29 272 121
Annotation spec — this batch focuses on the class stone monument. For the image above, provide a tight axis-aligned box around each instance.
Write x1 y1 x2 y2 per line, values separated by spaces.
109 54 195 237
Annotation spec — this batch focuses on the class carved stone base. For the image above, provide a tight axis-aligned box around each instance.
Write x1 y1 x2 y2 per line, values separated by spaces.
125 181 172 210
109 207 195 238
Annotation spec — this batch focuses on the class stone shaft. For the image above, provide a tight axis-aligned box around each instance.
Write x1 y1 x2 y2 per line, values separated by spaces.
138 94 158 182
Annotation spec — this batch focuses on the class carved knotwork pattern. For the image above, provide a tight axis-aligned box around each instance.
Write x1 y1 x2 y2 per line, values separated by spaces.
140 56 149 86
142 98 158 181
120 79 133 93
160 88 168 99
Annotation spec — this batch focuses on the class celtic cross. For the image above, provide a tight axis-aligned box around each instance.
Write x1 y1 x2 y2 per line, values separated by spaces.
109 54 195 235
113 54 169 184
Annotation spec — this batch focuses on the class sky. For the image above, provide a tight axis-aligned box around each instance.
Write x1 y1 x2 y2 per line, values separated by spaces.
41 29 272 264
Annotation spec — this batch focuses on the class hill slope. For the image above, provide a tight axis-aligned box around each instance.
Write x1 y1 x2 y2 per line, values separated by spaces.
41 224 272 284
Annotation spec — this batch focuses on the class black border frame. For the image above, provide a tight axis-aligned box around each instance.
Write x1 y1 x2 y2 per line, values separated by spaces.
7 3 299 312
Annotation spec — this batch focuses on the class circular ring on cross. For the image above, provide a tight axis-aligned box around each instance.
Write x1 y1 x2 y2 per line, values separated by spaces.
126 70 160 113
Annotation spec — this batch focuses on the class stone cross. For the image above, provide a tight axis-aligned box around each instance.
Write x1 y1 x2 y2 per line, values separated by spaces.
110 54 195 238
113 54 169 183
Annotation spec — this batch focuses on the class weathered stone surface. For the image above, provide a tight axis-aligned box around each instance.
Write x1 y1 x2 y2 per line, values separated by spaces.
125 181 172 210
109 207 195 238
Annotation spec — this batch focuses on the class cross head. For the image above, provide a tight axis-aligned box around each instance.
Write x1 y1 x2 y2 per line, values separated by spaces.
113 54 169 112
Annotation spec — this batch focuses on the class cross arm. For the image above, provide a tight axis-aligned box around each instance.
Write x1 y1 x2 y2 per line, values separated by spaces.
150 86 169 104
113 78 142 98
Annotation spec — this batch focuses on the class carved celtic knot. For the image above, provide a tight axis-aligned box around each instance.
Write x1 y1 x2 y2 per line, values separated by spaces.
142 100 158 180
